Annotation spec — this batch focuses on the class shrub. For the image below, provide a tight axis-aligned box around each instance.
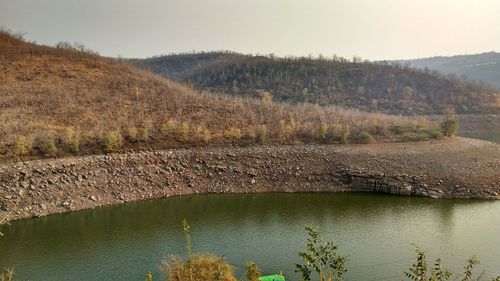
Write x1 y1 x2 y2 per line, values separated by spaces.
392 123 417 135
127 127 138 143
225 127 242 143
440 109 459 137
193 126 212 143
295 225 348 281
144 272 153 281
259 91 273 104
64 127 80 153
162 254 236 281
177 122 190 142
162 119 178 135
161 220 237 281
352 131 375 144
422 127 443 140
340 127 350 144
246 261 261 281
40 137 57 157
403 246 490 281
12 136 30 156
278 120 296 143
101 131 123 152
139 126 150 142
255 125 268 144
316 123 329 142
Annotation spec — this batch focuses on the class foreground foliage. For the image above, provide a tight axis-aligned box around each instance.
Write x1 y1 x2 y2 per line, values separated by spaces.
295 226 348 281
160 220 236 281
403 246 499 281
162 254 236 281
0 268 14 281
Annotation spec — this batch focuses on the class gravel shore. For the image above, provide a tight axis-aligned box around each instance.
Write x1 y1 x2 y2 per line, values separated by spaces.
1 137 499 222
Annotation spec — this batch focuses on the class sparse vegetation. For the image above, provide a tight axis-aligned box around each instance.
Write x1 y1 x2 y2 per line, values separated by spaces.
440 109 460 137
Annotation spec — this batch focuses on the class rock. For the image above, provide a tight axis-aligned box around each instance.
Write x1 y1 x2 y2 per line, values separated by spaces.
250 178 256 185
40 204 47 210
90 195 98 202
20 181 30 188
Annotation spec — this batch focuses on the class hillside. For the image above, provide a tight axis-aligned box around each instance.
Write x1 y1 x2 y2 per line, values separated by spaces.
393 52 500 89
0 30 431 163
130 52 500 115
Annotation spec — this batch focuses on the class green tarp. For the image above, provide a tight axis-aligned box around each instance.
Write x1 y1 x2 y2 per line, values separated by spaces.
258 275 285 281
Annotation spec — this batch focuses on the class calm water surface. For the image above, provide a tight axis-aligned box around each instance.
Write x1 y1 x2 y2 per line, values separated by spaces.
464 133 500 144
1 193 499 281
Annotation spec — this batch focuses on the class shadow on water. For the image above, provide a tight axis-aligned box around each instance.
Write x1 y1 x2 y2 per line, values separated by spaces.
1 193 499 281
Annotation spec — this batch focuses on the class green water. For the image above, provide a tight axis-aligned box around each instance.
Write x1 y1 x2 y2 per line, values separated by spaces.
464 133 500 144
1 193 499 281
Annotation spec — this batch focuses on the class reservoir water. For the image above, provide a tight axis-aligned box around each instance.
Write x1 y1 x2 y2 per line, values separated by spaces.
1 193 499 281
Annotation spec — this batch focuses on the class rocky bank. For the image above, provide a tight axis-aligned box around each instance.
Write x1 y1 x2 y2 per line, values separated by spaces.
1 137 499 222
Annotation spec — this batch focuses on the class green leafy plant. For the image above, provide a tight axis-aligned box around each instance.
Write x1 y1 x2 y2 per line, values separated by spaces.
404 246 451 281
461 256 479 281
295 225 348 281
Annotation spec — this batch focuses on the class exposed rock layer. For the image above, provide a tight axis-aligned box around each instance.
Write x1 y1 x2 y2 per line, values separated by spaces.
1 138 499 222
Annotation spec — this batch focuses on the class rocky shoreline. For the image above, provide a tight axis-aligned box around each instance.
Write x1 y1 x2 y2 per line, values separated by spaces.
1 137 499 222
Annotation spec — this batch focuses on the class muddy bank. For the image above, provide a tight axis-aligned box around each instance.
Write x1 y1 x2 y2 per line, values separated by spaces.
1 137 499 221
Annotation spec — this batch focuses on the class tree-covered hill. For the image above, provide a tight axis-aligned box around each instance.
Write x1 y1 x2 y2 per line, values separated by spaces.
130 52 500 115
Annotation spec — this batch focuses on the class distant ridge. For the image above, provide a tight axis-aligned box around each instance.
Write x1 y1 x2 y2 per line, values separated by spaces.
391 52 500 89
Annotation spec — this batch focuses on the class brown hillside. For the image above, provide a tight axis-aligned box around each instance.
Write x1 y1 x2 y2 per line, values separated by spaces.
0 30 438 163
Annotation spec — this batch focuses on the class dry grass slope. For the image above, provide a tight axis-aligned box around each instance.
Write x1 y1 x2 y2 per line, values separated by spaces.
0 30 439 163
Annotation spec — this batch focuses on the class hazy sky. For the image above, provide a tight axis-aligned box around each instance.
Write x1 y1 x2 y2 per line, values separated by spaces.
1 0 499 60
